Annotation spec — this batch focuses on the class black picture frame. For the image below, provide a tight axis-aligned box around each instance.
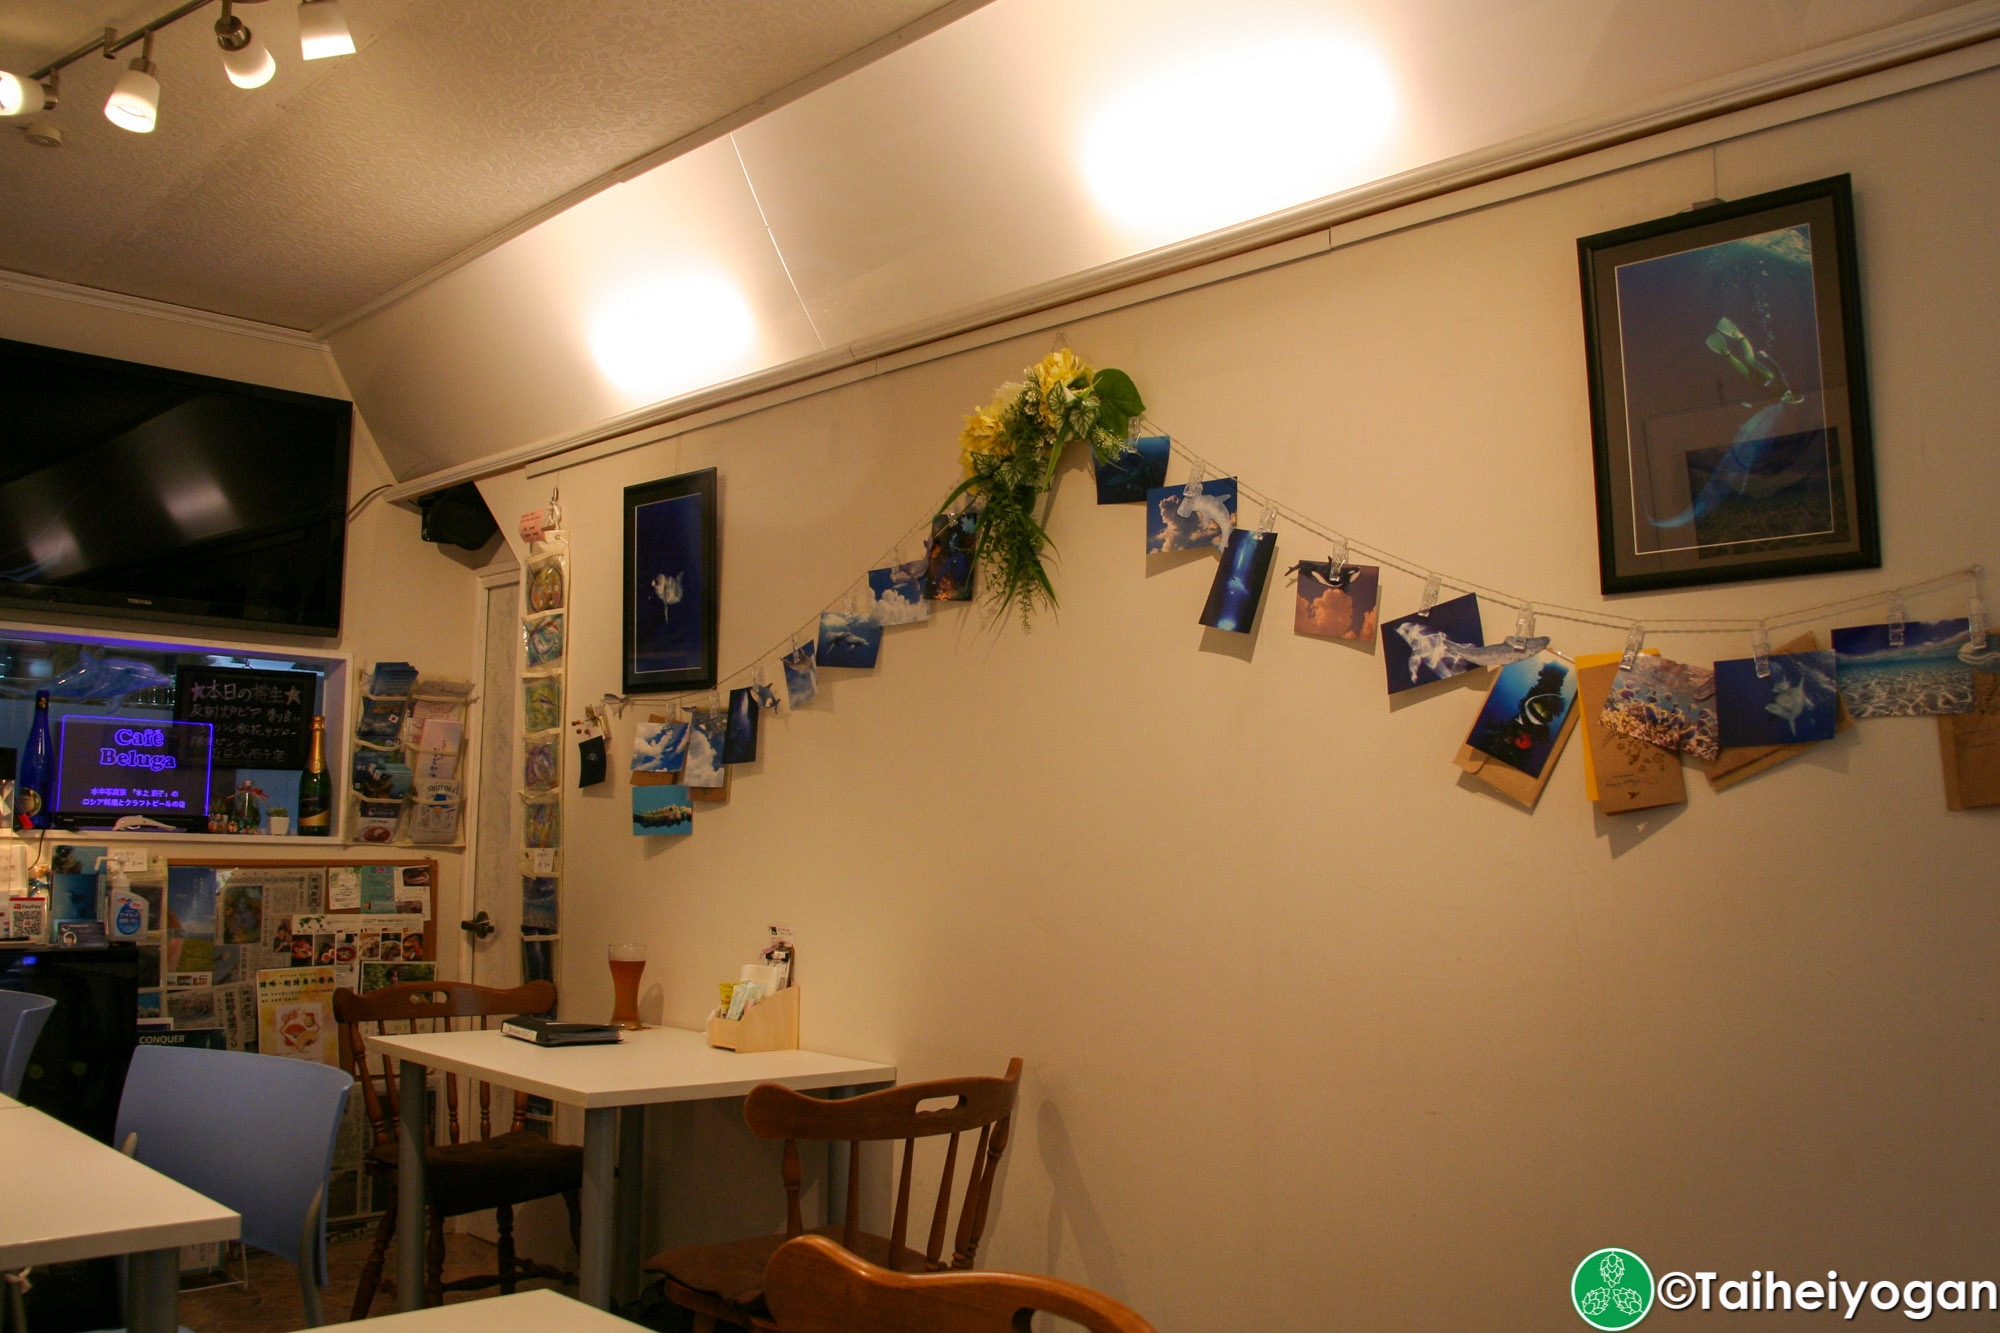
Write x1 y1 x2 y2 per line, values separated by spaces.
622 468 720 694
1579 174 1878 594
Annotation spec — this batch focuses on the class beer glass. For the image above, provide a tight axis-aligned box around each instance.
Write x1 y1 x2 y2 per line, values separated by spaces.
608 943 646 1029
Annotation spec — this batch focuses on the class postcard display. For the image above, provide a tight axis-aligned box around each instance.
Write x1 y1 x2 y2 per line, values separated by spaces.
520 531 568 982
0 849 440 1239
593 344 1996 829
352 662 473 845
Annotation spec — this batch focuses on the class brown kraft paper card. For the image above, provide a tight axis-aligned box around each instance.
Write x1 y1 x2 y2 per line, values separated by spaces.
1577 655 1686 814
1454 708 1579 811
1939 670 2000 810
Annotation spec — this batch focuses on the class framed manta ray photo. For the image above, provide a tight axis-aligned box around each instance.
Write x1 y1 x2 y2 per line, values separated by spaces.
623 467 719 694
1578 174 1879 594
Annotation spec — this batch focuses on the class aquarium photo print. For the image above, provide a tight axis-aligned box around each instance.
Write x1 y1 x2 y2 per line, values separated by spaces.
1579 175 1878 593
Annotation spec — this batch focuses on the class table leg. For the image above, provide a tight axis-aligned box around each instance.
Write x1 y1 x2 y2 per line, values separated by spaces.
578 1106 617 1308
124 1248 177 1333
396 1059 427 1312
612 1106 645 1306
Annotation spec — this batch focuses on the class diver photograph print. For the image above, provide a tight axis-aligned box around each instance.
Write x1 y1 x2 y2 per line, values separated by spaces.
1579 175 1878 593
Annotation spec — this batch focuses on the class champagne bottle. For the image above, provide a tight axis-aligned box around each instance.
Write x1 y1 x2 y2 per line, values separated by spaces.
297 714 330 836
16 690 52 831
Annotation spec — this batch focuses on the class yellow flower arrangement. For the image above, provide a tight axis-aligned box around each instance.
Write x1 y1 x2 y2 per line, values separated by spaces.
938 350 1145 626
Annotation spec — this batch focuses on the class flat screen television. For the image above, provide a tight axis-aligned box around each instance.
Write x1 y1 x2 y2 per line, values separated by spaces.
0 336 352 636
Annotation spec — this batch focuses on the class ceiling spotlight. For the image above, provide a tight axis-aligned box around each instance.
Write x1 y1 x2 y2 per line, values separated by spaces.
0 70 48 117
215 3 275 89
105 36 160 133
297 0 355 60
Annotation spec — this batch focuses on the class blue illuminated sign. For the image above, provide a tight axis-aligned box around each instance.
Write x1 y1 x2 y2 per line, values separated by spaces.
54 714 214 820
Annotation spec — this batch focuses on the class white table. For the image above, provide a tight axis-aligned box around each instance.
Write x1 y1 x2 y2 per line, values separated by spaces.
0 1092 24 1110
365 1025 895 1310
0 1105 238 1333
323 1285 647 1329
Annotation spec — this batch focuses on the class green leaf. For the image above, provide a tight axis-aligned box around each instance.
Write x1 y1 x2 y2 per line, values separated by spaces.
1090 369 1145 436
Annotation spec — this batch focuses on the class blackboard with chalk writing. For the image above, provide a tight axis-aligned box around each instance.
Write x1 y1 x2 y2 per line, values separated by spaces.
173 666 316 769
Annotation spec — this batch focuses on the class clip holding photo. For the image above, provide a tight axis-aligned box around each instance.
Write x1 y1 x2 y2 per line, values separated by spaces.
1752 622 1772 679
1619 623 1646 672
1507 603 1536 652
1418 573 1443 617
1181 459 1207 500
1257 503 1280 534
1887 591 1907 649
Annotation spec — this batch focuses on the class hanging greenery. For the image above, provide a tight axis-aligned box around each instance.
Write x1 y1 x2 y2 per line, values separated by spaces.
941 349 1145 626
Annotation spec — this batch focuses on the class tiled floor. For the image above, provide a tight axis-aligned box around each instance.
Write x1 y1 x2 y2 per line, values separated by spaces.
178 1227 575 1331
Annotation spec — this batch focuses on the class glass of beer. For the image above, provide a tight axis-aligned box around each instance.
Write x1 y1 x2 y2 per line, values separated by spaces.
608 943 647 1030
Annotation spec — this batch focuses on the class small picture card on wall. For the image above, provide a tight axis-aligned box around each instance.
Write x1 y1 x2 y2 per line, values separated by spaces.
817 611 883 669
1714 650 1840 748
1094 434 1171 504
1574 651 1686 815
1831 618 1975 718
682 710 728 788
1464 652 1578 781
723 688 759 764
632 785 693 836
868 560 930 624
1293 562 1379 643
1199 529 1276 634
1146 479 1237 553
1939 670 2000 810
926 509 979 601
1599 656 1720 759
633 714 689 773
783 641 818 707
1702 632 1853 791
1381 594 1485 695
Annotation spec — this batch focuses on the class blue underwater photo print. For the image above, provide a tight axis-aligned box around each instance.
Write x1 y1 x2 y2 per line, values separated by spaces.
817 611 883 669
1146 479 1237 553
1095 434 1171 504
1381 593 1485 695
1714 650 1839 747
1466 652 1577 778
1200 529 1275 633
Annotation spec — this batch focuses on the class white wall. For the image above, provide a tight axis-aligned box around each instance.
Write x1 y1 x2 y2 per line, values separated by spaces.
0 285 489 980
474 54 2000 1330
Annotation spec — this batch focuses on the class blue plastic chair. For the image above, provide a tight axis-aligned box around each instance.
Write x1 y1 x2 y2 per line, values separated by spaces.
0 989 56 1098
114 1045 353 1326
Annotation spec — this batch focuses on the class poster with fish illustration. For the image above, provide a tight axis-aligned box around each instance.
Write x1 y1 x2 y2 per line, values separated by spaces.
1293 563 1379 642
868 559 930 624
1599 656 1720 759
1381 594 1485 695
1095 434 1171 504
1831 619 1975 719
624 468 718 694
1145 479 1237 553
1465 652 1578 778
1579 179 1878 593
1200 530 1276 633
817 611 883 669
1714 650 1840 747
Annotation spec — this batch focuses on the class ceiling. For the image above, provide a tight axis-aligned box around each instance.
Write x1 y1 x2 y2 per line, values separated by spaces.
0 0 979 330
3 0 1996 483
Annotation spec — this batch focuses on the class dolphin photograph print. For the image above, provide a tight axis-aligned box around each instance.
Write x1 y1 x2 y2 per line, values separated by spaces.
868 559 931 624
1381 593 1485 695
1146 478 1238 553
1714 649 1841 747
1465 651 1578 778
1292 561 1380 642
1200 528 1277 633
1831 619 1976 718
782 640 818 707
1579 176 1877 592
623 468 720 693
817 610 884 669
1094 433 1171 503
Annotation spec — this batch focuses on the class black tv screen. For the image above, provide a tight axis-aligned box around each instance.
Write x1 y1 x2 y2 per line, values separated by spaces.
0 337 352 635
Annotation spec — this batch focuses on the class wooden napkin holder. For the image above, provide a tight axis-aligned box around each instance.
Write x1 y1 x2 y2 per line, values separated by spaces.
707 983 799 1052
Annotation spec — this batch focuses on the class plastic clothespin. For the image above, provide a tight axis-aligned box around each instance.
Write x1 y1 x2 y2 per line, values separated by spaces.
1970 592 1990 648
547 488 562 532
1752 622 1772 679
1887 591 1906 648
1327 534 1350 575
1418 573 1443 617
1506 603 1536 651
1181 460 1207 500
1619 624 1646 672
1258 503 1280 535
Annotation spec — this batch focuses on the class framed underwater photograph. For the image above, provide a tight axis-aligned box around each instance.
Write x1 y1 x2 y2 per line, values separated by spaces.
1579 175 1878 594
623 468 719 694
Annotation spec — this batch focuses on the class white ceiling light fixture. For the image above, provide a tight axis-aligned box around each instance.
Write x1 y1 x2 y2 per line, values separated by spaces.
0 70 49 117
215 2 276 89
105 35 162 134
298 0 356 61
1080 31 1399 246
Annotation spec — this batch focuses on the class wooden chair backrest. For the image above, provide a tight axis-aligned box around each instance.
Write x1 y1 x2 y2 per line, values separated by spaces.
764 1234 1158 1333
332 979 555 1154
744 1057 1022 1272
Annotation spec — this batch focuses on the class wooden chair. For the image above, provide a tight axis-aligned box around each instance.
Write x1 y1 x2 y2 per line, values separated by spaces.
333 979 583 1319
764 1233 1157 1333
645 1058 1024 1332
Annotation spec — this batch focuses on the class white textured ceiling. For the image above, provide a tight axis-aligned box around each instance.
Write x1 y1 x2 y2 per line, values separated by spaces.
0 0 975 329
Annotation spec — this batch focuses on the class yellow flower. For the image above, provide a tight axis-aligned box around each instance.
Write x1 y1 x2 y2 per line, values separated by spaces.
958 386 1018 474
1031 349 1091 400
